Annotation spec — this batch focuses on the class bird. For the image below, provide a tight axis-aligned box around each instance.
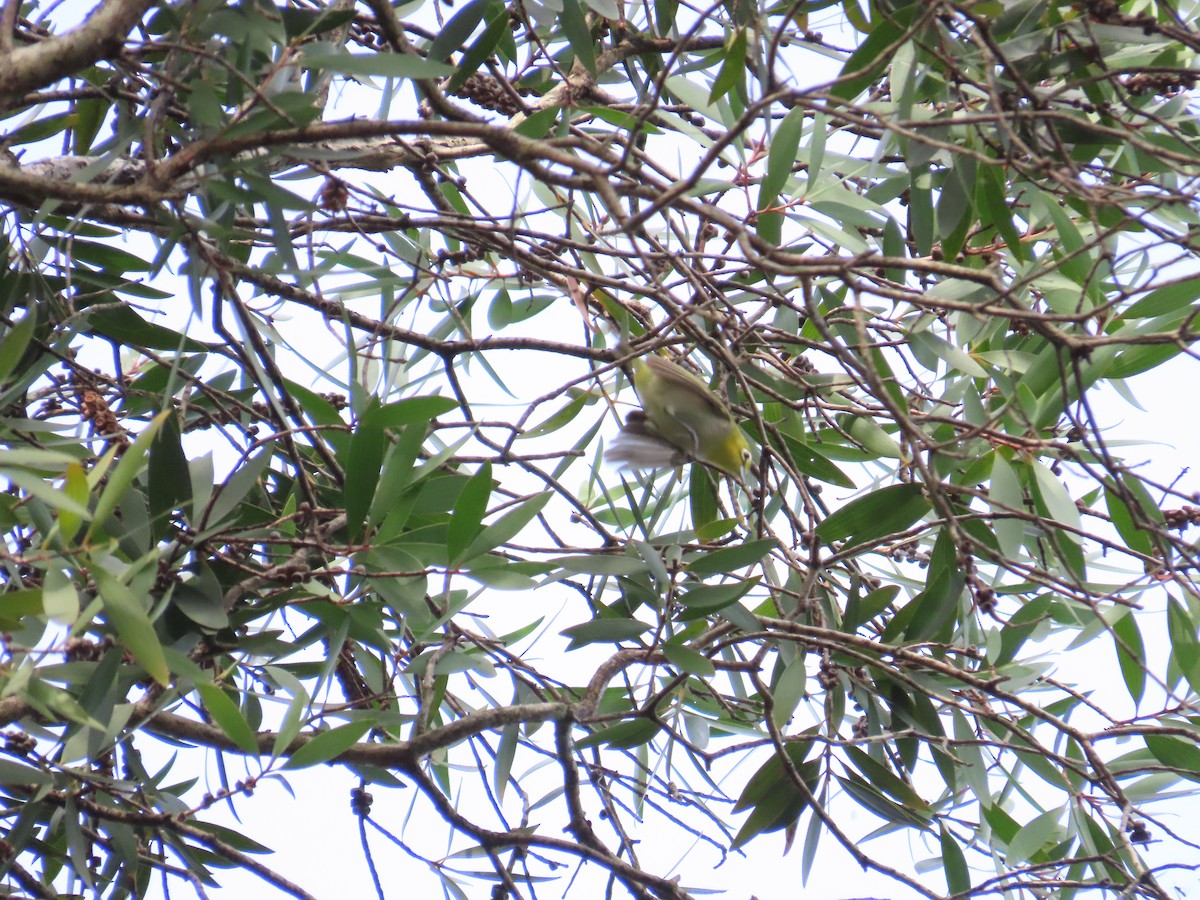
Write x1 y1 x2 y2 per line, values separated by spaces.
605 349 753 477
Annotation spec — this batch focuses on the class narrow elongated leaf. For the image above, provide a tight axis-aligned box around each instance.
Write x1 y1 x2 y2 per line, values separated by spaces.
815 483 930 547
1167 598 1200 698
686 539 778 576
93 569 169 686
1145 733 1200 783
989 454 1025 559
444 3 511 93
709 28 747 105
204 448 272 530
663 640 715 676
1105 486 1153 556
576 718 659 750
1007 807 1065 864
677 578 758 619
561 618 650 647
448 462 492 563
830 4 916 102
0 309 36 387
464 492 550 561
42 567 79 623
778 432 856 488
148 413 191 536
429 0 490 61
284 720 375 769
195 682 261 755
1111 608 1146 707
300 45 455 79
559 0 596 76
757 106 805 243
941 824 971 894
86 411 168 541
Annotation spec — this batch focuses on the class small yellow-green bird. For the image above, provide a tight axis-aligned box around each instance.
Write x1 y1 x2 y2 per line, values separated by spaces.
606 350 753 477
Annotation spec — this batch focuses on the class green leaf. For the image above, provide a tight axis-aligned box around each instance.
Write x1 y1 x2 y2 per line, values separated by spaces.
663 640 715 677
344 422 389 542
896 532 964 644
448 462 493 564
941 824 971 894
1123 279 1200 320
757 106 804 244
287 380 350 456
993 594 1051 668
708 28 747 105
518 390 592 441
977 163 1027 262
172 566 230 630
299 45 455 80
654 0 677 34
513 107 561 139
0 588 43 628
463 492 551 560
1111 607 1146 707
989 453 1025 559
1167 598 1200 699
268 667 311 762
837 773 930 827
677 578 758 618
1109 343 1187 379
93 569 169 686
284 720 375 769
1029 459 1082 540
1105 486 1153 556
25 679 103 729
842 583 900 632
830 4 916 102
910 330 987 378
777 432 856 488
57 461 90 544
581 0 618 18
910 167 934 257
1007 807 1064 864
444 3 511 93
148 413 192 537
280 6 357 38
0 758 53 786
770 656 807 727
1145 732 1200 783
937 157 976 241
559 0 596 76
800 796 823 885
689 465 718 533
362 396 459 430
576 718 659 750
550 554 647 576
195 682 261 755
205 448 272 529
86 411 168 541
0 309 37 388
429 0 491 61
815 483 930 548
732 742 821 848
494 722 519 799
685 539 778 577
42 567 79 623
561 617 650 647
843 745 930 812
84 305 207 352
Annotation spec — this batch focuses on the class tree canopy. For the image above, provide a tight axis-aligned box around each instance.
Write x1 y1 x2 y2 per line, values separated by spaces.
2 0 1200 897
